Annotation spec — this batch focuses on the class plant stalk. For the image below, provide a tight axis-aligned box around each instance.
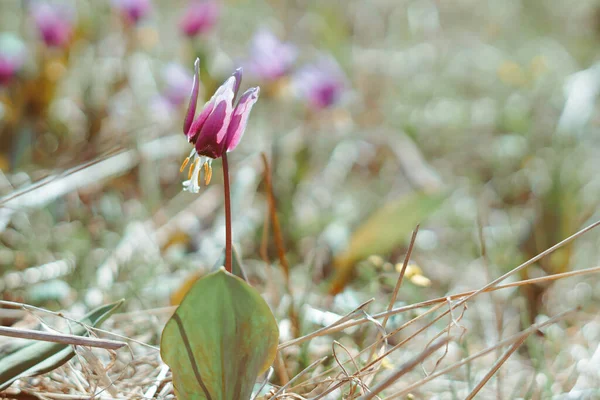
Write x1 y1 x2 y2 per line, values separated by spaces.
222 152 232 273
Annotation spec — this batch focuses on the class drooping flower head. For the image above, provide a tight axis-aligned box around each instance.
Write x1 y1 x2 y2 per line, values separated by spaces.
180 59 260 193
0 34 26 85
293 55 347 110
245 29 297 81
112 0 151 25
30 2 74 48
179 0 219 37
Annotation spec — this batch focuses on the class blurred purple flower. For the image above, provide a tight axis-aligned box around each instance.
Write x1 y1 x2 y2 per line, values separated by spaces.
0 34 26 85
245 29 297 81
180 59 260 193
112 0 151 25
179 0 219 38
162 62 194 107
31 2 73 48
294 56 347 110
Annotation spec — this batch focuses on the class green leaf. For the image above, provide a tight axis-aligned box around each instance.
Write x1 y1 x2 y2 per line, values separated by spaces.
0 300 124 391
330 191 446 294
161 269 279 400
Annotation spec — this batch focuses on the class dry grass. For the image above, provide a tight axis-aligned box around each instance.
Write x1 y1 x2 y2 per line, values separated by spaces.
2 219 599 398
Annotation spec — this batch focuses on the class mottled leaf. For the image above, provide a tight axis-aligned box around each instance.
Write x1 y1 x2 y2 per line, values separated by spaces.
161 269 279 400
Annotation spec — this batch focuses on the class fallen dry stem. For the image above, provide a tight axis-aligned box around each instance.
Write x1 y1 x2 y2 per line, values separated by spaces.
261 153 291 283
465 331 530 400
289 303 446 392
0 326 126 350
384 308 575 399
450 220 600 311
279 265 600 347
272 356 327 398
366 225 419 364
358 337 451 400
278 298 374 350
382 225 419 329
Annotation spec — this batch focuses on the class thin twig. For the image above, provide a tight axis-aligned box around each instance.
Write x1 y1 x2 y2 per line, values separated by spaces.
272 356 327 398
278 298 374 350
450 220 600 311
477 211 504 400
0 326 126 350
260 153 291 282
278 265 600 348
358 337 451 400
384 308 575 399
382 225 420 328
465 332 531 400
366 225 419 366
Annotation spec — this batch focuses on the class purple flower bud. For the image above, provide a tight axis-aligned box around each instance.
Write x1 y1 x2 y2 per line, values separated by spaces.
180 61 260 193
162 62 194 107
31 2 74 48
112 0 151 25
245 29 296 81
294 56 347 110
0 34 26 85
179 0 219 37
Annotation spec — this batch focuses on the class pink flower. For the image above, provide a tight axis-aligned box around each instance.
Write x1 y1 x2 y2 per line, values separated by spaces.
31 2 73 48
112 0 151 25
245 29 297 81
179 0 219 37
294 56 347 110
0 34 26 85
180 59 260 193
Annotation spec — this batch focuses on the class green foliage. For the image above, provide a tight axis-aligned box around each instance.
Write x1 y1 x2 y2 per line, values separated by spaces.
161 269 279 400
0 300 123 391
330 191 447 293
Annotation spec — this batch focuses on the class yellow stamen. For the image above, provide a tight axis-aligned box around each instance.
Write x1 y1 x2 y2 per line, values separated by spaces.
205 164 213 185
203 161 209 177
179 157 190 172
188 159 197 180
197 166 203 186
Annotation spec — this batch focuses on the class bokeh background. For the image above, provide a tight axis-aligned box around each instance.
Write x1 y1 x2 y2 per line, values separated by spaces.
2 0 600 398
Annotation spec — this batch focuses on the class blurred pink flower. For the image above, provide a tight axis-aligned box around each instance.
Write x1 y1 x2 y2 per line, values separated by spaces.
293 56 347 110
179 0 219 37
112 0 151 25
162 62 194 107
245 29 296 81
31 2 73 48
180 59 259 193
0 34 26 85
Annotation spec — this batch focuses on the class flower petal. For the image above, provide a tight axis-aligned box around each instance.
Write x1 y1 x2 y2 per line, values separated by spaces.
183 58 200 136
225 87 260 152
207 76 236 144
187 73 234 143
232 67 242 100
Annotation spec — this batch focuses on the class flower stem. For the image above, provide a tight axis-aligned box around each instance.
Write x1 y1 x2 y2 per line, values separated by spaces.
222 152 232 273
